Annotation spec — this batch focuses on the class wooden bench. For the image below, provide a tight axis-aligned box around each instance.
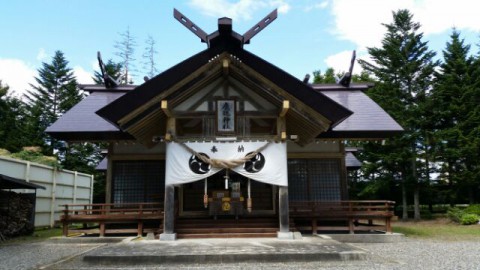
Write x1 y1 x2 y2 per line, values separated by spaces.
290 200 395 234
59 202 164 237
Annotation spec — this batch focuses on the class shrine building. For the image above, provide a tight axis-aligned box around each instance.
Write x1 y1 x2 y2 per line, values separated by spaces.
47 9 403 240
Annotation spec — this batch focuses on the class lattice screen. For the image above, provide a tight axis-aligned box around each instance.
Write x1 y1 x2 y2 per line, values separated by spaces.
112 161 165 204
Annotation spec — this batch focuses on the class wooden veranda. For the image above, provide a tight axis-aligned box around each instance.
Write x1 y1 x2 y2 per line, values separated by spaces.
59 200 395 237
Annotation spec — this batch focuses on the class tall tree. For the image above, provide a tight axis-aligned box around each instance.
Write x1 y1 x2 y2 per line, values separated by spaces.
142 35 159 79
359 9 438 220
431 30 473 203
25 50 84 155
114 27 137 84
0 81 30 152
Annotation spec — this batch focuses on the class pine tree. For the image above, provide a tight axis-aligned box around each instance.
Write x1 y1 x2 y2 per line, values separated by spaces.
25 51 83 155
431 30 473 204
0 81 30 152
358 9 438 220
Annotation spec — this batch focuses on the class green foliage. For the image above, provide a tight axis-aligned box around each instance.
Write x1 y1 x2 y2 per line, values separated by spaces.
447 207 464 223
0 81 31 152
447 206 480 225
464 204 480 215
4 147 58 168
460 214 479 225
24 51 84 155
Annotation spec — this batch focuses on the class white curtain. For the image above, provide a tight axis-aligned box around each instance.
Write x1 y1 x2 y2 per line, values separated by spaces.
165 141 288 186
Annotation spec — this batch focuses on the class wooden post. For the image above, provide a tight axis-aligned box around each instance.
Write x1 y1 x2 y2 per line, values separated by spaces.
62 205 69 237
100 222 105 237
137 221 144 236
312 219 318 235
160 185 176 240
348 201 354 234
386 217 392 234
277 186 293 239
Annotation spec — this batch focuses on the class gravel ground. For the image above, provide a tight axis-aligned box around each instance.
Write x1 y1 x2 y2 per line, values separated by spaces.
1 238 480 270
0 241 104 270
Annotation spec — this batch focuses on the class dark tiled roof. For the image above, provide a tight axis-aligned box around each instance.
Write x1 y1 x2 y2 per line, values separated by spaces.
317 89 403 138
0 174 45 189
97 38 353 128
46 91 133 140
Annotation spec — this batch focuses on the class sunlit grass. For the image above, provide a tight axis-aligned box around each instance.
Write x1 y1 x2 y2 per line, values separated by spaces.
393 218 480 240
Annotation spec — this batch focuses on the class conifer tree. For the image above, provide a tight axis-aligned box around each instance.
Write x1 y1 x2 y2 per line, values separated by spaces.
25 51 83 155
0 81 29 152
359 9 438 219
431 30 473 203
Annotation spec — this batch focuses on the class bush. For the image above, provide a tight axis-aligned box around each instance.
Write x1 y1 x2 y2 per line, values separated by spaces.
460 214 479 225
447 207 464 223
464 205 480 216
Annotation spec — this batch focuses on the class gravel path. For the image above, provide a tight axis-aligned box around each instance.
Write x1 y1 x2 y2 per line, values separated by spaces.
0 241 104 270
1 238 479 269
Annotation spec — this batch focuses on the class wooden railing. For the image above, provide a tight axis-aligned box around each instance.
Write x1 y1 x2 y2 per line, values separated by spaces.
289 200 395 234
59 202 164 237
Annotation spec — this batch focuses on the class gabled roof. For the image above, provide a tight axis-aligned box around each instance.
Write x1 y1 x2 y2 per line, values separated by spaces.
96 43 352 129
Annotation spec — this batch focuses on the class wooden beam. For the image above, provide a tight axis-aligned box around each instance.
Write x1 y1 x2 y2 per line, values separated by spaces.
165 117 176 142
161 100 173 117
280 100 289 117
222 59 229 76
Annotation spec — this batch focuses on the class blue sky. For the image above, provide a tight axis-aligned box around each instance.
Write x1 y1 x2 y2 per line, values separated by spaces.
1 0 479 97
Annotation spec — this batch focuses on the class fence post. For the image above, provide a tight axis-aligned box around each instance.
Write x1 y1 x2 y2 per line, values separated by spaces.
49 168 57 228
62 205 69 237
73 172 78 205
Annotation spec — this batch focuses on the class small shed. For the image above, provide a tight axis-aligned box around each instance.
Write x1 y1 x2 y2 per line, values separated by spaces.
0 174 45 240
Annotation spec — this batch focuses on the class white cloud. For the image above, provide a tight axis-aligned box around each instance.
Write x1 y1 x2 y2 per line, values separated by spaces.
189 0 290 21
324 50 367 74
36 48 48 62
329 0 480 49
73 66 95 85
304 1 328 12
0 58 37 97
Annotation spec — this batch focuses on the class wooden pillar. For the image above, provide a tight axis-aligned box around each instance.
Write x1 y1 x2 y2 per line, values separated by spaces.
160 185 176 240
277 186 294 239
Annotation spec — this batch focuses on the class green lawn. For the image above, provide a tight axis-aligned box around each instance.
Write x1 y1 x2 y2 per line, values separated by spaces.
0 228 63 245
393 218 480 240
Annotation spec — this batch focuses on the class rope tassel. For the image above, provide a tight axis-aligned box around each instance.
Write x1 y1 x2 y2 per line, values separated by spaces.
203 178 208 208
247 178 252 213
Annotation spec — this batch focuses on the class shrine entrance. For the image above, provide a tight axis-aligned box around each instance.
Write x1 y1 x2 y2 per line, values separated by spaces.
179 170 277 217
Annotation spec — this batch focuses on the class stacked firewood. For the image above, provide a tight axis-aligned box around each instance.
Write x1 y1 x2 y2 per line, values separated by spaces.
0 190 34 241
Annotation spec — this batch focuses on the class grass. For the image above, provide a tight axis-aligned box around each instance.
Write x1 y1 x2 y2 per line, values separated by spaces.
393 218 480 240
0 227 63 245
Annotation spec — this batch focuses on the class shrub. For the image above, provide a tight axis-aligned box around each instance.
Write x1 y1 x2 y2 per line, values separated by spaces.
460 214 479 225
464 205 480 216
447 207 464 223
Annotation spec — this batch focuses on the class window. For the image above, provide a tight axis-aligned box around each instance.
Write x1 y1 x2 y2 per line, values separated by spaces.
112 161 165 204
288 159 342 202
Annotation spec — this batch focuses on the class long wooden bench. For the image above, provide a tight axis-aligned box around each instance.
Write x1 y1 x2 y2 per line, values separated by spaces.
289 200 395 234
59 202 163 237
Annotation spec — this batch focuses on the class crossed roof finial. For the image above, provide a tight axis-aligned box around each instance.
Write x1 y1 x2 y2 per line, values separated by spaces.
173 8 277 48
